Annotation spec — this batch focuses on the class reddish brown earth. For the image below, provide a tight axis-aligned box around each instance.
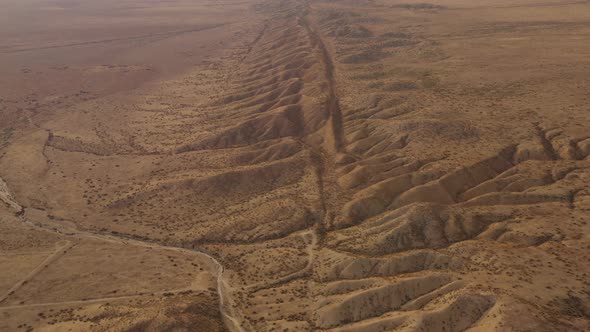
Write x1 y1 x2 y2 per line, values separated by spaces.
1 0 589 331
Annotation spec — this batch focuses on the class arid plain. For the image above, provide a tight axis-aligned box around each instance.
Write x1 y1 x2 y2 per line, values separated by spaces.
1 0 589 331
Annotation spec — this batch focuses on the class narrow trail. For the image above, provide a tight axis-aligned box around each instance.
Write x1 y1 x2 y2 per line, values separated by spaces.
245 229 317 293
0 205 248 332
0 286 195 311
0 241 74 305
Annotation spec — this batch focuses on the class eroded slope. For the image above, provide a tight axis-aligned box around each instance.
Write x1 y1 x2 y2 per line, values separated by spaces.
1 0 589 331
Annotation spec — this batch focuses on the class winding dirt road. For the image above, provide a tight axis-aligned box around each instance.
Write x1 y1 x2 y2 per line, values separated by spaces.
0 202 246 331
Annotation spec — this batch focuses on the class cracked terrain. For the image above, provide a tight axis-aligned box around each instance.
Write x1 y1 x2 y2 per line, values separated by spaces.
1 0 590 331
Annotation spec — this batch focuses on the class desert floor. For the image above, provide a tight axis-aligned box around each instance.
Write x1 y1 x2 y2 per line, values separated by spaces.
1 0 589 331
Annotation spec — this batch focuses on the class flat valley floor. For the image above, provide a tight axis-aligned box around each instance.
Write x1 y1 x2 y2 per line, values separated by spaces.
1 0 589 331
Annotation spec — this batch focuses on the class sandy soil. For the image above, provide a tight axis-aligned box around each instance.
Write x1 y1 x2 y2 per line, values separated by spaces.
1 0 589 331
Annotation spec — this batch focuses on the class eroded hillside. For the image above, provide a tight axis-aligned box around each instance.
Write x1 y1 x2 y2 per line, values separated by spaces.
1 0 589 331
